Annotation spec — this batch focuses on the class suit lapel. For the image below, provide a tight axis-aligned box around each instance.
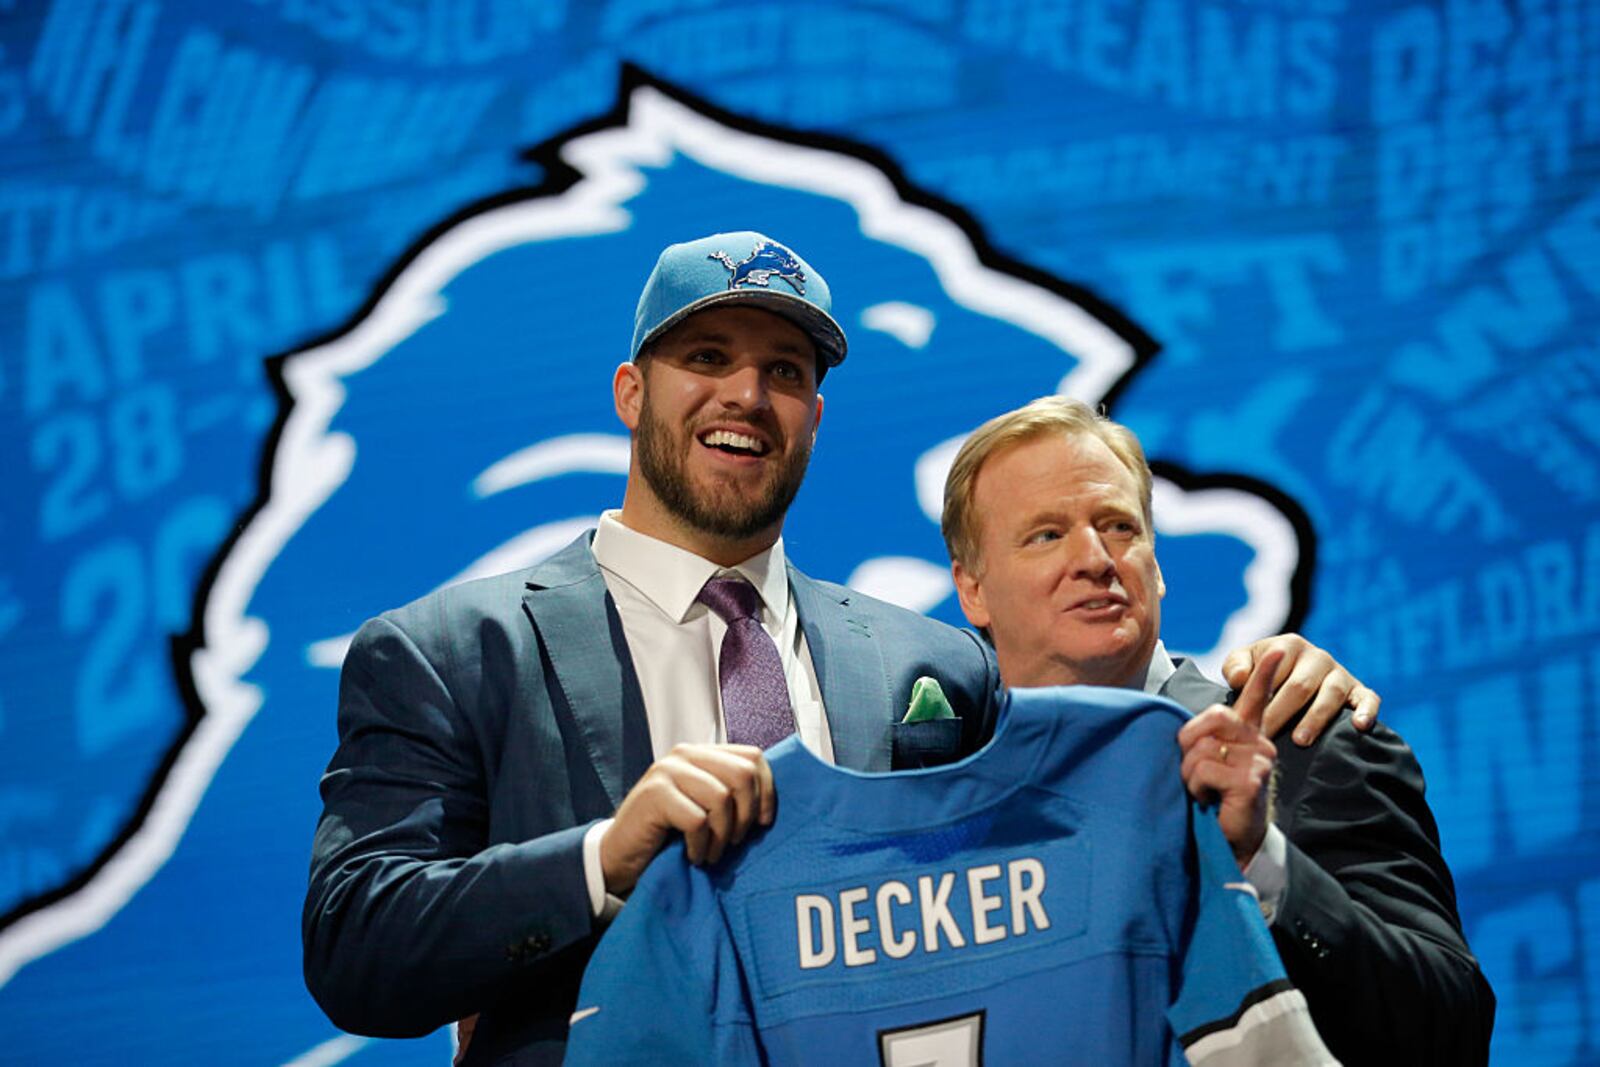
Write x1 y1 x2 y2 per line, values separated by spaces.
789 566 894 772
522 535 651 809
524 542 906 793
1159 658 1232 715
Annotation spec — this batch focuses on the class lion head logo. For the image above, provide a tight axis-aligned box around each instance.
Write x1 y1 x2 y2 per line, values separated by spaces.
0 74 1310 1047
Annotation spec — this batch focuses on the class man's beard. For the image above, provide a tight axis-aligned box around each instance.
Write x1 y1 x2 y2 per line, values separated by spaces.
635 393 812 542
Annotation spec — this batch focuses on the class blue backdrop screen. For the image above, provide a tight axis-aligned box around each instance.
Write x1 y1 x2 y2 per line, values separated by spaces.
2 1 1598 1063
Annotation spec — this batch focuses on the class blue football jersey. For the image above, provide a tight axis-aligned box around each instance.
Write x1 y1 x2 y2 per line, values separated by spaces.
566 686 1335 1066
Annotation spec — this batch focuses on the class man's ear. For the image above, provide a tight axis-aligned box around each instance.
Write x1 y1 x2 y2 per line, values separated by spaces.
614 361 643 431
811 393 824 442
1155 557 1166 600
951 560 990 630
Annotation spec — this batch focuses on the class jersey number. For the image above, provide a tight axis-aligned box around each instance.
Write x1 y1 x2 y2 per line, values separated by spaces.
878 1010 985 1067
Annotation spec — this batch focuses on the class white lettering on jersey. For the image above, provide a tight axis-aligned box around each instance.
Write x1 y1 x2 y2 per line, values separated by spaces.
840 887 876 967
968 864 1005 945
795 857 1050 970
920 871 965 952
797 894 836 968
877 880 916 959
1009 857 1050 935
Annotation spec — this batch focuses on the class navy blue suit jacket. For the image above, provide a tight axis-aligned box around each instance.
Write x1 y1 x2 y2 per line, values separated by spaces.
302 534 1001 1064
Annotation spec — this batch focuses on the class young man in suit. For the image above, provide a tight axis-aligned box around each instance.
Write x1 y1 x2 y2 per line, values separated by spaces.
304 233 1004 1064
304 234 1375 1065
942 395 1496 1066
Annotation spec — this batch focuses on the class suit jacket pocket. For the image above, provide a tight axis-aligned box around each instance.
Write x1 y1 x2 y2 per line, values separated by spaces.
890 718 965 769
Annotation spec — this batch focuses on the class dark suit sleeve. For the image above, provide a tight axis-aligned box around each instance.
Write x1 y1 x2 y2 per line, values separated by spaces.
302 614 597 1038
1271 712 1495 1066
939 624 1003 757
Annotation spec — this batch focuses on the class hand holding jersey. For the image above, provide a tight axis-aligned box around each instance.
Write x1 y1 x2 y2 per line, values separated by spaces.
1178 650 1282 869
601 742 775 893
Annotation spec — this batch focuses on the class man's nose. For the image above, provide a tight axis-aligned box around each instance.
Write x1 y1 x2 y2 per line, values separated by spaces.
719 363 770 410
1066 525 1116 580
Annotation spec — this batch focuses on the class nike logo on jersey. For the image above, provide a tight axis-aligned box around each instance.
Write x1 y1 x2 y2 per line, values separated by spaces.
569 1006 600 1025
795 857 1050 970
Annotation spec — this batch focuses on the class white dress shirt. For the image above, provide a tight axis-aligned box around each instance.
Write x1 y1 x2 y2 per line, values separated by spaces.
1143 640 1289 922
580 512 832 915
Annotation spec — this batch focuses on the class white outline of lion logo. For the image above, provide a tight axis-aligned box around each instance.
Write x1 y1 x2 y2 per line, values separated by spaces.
0 77 1301 988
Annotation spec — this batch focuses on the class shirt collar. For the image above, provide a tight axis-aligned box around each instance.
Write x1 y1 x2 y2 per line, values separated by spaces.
1140 640 1176 695
591 510 790 624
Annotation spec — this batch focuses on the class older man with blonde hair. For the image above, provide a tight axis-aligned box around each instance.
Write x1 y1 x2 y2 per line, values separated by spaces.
940 395 1495 1067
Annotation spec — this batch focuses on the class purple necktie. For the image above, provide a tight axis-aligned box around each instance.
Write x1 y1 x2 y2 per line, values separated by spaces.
697 576 795 749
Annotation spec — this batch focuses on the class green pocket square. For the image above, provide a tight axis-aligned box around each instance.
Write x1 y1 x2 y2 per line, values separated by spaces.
901 676 955 723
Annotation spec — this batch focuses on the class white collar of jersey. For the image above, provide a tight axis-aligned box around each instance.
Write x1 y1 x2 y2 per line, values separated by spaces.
592 510 790 625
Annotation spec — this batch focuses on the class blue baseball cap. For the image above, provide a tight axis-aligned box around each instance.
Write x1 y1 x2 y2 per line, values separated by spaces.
630 231 848 375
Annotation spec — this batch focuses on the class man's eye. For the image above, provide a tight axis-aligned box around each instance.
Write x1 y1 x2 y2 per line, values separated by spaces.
1026 529 1061 544
771 361 802 382
1105 520 1139 536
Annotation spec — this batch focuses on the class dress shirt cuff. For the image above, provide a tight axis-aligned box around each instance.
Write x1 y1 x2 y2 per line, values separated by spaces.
582 819 627 922
1244 823 1289 925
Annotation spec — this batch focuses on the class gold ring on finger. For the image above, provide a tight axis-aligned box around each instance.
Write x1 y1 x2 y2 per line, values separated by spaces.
1218 743 1230 763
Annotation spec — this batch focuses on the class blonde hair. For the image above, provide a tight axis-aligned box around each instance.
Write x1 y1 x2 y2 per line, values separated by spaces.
941 396 1153 571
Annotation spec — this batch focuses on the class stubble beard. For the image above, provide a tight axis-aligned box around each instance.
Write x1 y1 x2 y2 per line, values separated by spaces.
635 391 813 543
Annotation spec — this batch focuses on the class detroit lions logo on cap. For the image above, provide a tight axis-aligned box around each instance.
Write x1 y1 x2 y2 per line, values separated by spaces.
709 239 807 294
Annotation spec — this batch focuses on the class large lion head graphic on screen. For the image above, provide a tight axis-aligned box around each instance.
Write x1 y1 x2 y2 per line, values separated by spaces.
0 70 1310 989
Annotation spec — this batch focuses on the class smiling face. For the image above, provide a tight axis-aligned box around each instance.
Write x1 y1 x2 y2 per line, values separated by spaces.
614 305 824 564
952 430 1165 689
